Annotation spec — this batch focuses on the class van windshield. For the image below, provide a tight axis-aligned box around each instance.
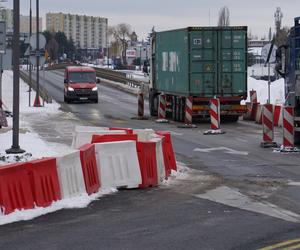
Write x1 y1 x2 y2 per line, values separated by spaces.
69 72 96 83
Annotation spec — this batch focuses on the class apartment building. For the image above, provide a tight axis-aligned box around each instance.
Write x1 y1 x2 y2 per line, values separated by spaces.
46 12 107 50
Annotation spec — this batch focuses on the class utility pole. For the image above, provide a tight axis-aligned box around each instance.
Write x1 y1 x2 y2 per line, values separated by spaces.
34 0 40 107
6 0 25 154
28 0 32 106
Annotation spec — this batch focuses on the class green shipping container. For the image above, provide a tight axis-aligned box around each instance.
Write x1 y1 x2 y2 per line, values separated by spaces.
152 26 247 97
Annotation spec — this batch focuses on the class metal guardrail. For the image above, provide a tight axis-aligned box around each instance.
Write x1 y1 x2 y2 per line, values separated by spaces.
20 71 52 103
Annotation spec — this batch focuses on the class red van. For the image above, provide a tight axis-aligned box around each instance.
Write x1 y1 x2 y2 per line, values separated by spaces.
64 66 99 103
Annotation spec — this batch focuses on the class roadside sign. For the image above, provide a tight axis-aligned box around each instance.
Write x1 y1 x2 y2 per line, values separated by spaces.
0 21 6 54
29 34 46 50
24 46 30 56
261 43 277 63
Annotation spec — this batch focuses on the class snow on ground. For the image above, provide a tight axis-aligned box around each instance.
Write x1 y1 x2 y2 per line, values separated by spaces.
245 76 285 105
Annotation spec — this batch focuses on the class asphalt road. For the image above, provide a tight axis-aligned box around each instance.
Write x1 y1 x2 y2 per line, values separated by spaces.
1 69 300 250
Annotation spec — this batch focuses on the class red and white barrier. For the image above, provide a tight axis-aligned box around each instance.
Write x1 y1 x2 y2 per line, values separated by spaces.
56 151 86 199
133 128 155 141
185 96 193 124
150 136 166 184
250 89 258 103
94 141 142 189
283 106 295 148
210 98 220 130
261 104 277 147
138 91 144 118
158 94 166 119
255 104 263 124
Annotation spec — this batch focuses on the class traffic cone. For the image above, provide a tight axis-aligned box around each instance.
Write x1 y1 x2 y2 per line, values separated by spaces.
33 94 41 107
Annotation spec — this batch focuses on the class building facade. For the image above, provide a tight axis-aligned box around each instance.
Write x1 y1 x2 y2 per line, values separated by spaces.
0 8 42 33
46 12 107 50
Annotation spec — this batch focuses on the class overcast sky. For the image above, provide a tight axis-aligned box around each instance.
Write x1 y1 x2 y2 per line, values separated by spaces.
4 0 300 39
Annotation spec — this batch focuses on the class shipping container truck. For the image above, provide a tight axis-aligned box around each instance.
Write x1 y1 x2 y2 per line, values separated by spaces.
276 17 300 144
149 26 248 122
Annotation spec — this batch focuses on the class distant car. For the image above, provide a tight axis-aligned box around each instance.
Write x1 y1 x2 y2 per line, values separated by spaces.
64 66 100 103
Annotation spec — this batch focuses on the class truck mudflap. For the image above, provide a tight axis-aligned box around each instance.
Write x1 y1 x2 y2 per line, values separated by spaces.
193 104 247 115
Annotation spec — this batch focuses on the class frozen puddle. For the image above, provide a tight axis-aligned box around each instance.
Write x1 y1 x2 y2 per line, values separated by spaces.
195 186 300 223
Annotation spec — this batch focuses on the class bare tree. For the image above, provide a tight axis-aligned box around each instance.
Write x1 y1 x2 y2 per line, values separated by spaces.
109 23 132 65
274 7 283 35
218 6 230 27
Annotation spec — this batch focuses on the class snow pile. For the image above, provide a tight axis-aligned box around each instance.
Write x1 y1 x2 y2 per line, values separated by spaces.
162 162 191 186
0 188 117 225
245 76 285 105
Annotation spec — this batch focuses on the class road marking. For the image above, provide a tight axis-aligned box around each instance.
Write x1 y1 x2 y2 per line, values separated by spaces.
288 181 300 186
193 146 249 156
195 186 300 223
168 131 183 136
259 238 300 250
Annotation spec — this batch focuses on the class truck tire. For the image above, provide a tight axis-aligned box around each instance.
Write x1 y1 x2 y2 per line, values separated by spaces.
149 89 158 116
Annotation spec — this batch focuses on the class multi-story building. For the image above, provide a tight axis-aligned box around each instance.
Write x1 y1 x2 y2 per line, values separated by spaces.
0 8 42 33
46 12 107 50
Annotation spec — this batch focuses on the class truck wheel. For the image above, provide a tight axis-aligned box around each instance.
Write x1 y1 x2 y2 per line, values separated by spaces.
149 89 158 116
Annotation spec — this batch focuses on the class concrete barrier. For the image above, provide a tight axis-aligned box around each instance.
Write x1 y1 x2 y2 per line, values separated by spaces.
95 141 142 189
56 151 86 199
72 125 126 149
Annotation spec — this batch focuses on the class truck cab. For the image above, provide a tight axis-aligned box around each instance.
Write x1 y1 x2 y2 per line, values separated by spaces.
64 66 99 103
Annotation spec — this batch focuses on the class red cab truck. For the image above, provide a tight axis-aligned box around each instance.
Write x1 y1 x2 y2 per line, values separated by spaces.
64 66 99 103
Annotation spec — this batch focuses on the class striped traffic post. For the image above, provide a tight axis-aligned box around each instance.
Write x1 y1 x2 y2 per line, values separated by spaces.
283 106 294 148
158 94 166 119
261 104 277 147
210 98 220 130
250 89 258 103
185 96 193 124
137 91 144 118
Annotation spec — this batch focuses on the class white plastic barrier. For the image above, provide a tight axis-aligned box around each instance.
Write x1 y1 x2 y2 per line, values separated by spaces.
72 126 126 149
149 136 166 184
56 150 86 199
133 129 155 142
95 141 142 189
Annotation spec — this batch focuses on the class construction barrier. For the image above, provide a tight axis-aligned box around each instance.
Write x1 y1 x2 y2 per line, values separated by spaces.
156 131 177 177
138 91 144 118
72 126 126 149
136 141 158 188
0 162 34 215
185 96 193 124
250 89 258 103
92 134 138 144
209 98 220 130
255 104 263 124
273 105 282 127
133 129 155 142
56 151 86 199
79 144 100 195
150 136 166 183
283 106 295 147
27 158 61 207
94 141 142 189
158 94 166 119
109 127 133 135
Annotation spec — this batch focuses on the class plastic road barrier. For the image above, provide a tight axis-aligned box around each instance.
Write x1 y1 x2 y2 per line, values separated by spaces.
185 96 193 124
109 127 133 134
92 134 138 144
137 141 158 188
156 131 177 176
262 104 274 142
255 104 263 124
27 158 61 207
56 151 86 199
72 128 126 149
79 144 100 195
273 105 281 127
209 98 221 130
283 106 295 147
133 129 155 142
158 94 166 119
0 162 34 214
94 141 142 189
150 136 166 183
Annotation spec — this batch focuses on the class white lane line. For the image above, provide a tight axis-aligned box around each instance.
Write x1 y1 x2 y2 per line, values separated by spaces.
195 186 300 223
168 131 183 136
193 146 249 156
288 181 300 186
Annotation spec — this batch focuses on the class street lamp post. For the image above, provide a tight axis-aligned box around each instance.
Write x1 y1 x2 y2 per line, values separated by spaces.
6 0 25 154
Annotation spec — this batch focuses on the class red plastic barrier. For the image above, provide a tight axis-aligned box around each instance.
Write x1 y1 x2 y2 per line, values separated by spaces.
137 141 158 188
273 105 281 126
91 134 138 144
109 127 133 135
0 162 34 214
79 144 100 195
156 131 177 177
250 102 259 120
27 158 61 207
